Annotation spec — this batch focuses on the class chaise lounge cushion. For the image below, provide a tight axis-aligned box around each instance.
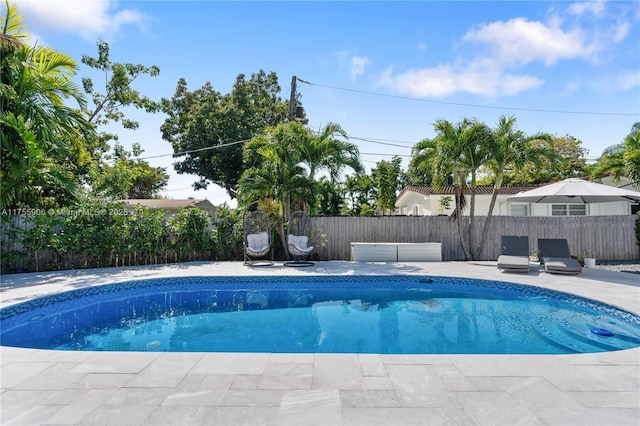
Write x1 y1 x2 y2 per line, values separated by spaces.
497 235 530 272
543 257 583 274
497 255 530 271
538 238 582 275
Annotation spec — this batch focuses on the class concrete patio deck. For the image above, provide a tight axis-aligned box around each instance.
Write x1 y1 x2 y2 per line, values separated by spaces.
1 261 639 425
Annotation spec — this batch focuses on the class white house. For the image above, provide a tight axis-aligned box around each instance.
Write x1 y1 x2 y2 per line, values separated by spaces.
395 182 639 217
119 199 217 218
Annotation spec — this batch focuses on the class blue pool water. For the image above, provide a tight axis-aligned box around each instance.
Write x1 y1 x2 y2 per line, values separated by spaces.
1 276 639 354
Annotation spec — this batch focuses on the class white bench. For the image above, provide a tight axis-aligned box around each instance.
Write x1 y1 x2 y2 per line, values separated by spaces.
350 242 442 262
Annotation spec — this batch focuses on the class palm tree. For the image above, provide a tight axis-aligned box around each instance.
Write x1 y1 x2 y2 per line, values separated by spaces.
343 173 375 215
415 118 492 260
1 113 78 208
591 122 640 186
475 115 554 258
239 122 315 258
622 123 640 184
313 176 345 216
300 122 363 183
1 1 92 208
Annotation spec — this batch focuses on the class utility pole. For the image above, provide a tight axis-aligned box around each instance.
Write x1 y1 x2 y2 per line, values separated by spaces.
288 75 308 123
288 75 297 122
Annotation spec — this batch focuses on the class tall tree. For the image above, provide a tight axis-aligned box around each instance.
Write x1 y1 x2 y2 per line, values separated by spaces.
505 134 585 185
1 0 93 208
475 115 554 258
299 122 363 183
348 173 377 215
591 122 640 185
91 143 169 200
238 122 314 257
313 176 344 216
82 40 160 131
161 71 288 198
80 40 161 188
407 137 448 186
343 174 375 215
623 123 640 183
371 156 403 215
412 118 492 259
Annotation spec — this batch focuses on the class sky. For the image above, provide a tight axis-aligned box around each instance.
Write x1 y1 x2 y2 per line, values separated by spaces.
11 0 640 208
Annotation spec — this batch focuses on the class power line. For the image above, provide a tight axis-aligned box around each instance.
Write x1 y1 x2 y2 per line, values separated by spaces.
360 152 411 158
300 79 639 117
350 136 415 148
308 126 417 147
138 138 250 161
132 134 411 165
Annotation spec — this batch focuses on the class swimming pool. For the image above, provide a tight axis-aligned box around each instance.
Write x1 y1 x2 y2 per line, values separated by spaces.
2 275 639 354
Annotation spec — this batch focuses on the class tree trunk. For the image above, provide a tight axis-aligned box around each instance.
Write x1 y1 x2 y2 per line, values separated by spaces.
476 188 499 260
469 188 476 260
454 191 472 260
278 216 290 260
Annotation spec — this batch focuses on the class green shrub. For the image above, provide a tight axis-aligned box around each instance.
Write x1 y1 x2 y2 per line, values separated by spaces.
211 204 243 261
167 208 214 262
128 206 167 265
1 200 249 274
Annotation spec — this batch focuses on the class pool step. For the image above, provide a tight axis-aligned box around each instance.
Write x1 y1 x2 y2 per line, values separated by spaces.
533 313 632 353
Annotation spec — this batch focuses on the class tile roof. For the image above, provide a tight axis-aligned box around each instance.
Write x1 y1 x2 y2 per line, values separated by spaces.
119 199 215 210
398 184 540 197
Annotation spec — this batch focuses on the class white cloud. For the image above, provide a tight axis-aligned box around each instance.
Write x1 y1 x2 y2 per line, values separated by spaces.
568 1 607 17
377 1 636 99
613 71 640 91
612 20 630 42
378 62 543 98
349 56 371 80
462 17 596 67
15 0 147 41
500 73 546 96
564 79 582 94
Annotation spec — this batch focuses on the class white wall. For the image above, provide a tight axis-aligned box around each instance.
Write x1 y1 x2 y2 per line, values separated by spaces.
396 192 635 216
528 201 631 216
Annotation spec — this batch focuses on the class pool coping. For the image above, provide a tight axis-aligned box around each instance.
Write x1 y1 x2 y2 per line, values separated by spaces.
1 261 639 425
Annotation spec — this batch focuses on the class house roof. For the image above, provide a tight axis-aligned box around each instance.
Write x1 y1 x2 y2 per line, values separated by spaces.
398 184 540 198
119 199 216 211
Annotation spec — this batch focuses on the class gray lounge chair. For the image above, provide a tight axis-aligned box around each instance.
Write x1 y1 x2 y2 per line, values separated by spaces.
497 236 530 272
538 238 583 275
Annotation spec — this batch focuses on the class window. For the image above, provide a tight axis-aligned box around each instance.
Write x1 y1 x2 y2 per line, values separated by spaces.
510 204 528 216
552 204 586 216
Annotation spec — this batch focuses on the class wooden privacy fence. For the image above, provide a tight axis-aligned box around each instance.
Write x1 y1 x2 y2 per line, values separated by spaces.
311 215 639 261
1 214 637 273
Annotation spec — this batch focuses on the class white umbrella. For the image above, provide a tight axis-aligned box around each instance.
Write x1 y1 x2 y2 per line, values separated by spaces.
507 178 640 203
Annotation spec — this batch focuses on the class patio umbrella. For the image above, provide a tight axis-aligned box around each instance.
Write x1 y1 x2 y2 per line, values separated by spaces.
507 178 640 203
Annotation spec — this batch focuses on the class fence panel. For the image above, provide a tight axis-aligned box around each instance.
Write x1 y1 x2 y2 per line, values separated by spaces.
312 215 639 261
2 214 638 273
